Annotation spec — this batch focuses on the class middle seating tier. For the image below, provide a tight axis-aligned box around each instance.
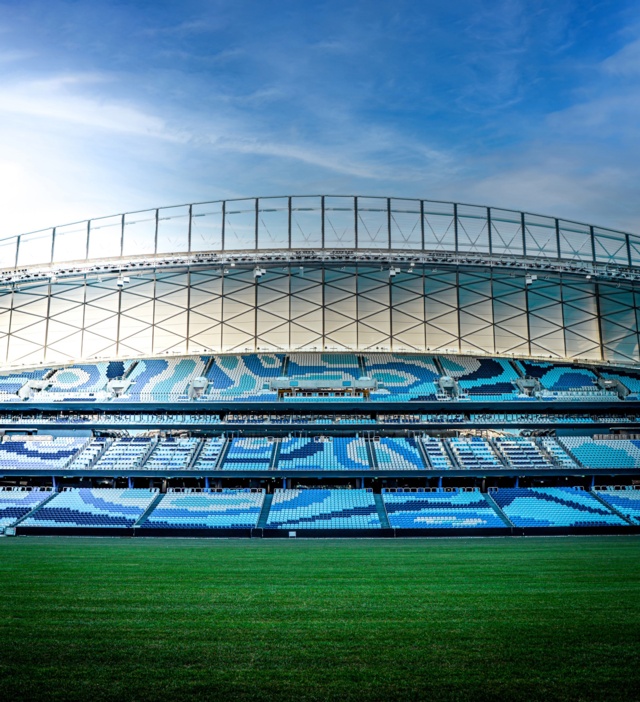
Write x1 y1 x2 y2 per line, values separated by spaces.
373 437 425 470
221 437 275 471
266 489 381 529
382 489 506 529
275 437 371 471
140 489 264 529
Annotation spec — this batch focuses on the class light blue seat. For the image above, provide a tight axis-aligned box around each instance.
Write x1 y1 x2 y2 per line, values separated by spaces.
275 437 371 471
383 489 505 528
20 488 158 528
491 487 626 527
142 489 264 529
266 489 381 529
0 488 52 527
374 437 425 470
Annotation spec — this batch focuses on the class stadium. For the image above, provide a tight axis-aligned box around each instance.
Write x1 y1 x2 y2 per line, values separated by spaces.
0 194 639 536
2 195 640 702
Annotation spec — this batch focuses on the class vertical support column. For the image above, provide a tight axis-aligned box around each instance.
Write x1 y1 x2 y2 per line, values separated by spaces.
387 197 392 250
521 211 527 257
288 196 292 249
128 477 133 489
205 476 210 491
515 477 520 488
555 218 561 259
590 475 595 489
487 207 492 255
119 213 125 257
437 476 443 489
187 204 193 253
221 200 226 251
254 197 259 251
52 476 57 490
453 203 459 254
153 208 159 255
321 196 325 249
420 200 425 251
354 196 358 249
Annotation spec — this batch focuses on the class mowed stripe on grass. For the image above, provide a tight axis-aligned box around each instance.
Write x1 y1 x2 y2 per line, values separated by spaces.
0 536 639 702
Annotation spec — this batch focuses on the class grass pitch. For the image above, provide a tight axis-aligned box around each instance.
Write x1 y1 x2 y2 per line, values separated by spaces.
0 536 639 702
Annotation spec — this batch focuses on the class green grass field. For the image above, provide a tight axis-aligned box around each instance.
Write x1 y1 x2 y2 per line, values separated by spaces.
1 536 639 702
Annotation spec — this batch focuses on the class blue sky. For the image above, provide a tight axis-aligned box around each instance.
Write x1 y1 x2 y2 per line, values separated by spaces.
0 0 639 237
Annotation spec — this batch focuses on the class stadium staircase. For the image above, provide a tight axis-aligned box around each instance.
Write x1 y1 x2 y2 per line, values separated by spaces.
357 354 367 378
281 355 290 376
186 439 206 470
215 438 232 470
366 439 379 470
484 491 515 529
488 438 512 469
133 493 165 528
269 439 281 470
557 441 585 468
373 492 390 529
442 440 462 470
257 493 273 528
415 438 433 469
589 490 636 525
11 490 58 527
534 439 563 469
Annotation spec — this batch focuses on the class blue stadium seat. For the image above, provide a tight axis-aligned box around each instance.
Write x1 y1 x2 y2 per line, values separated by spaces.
287 353 361 382
491 487 626 527
124 357 206 401
439 356 518 400
0 487 52 527
373 437 425 470
266 489 381 528
594 487 640 524
221 437 274 471
141 489 264 529
0 438 87 471
364 354 439 401
20 488 158 528
275 437 371 471
206 354 282 400
382 489 505 528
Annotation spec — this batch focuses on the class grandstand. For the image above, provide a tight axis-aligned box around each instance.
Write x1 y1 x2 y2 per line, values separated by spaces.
0 195 639 537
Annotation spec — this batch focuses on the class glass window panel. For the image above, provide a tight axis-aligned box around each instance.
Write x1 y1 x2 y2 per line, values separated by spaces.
423 201 455 251
524 213 558 258
457 204 489 253
490 208 523 256
17 229 53 267
156 206 190 255
0 238 17 269
390 199 421 250
224 199 256 250
357 197 388 249
290 197 321 248
324 196 355 248
558 220 592 262
53 222 88 263
190 202 222 252
594 228 629 265
123 210 156 257
88 215 122 260
258 197 289 249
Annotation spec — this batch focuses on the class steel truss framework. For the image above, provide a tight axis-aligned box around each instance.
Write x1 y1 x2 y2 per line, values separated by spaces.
0 195 639 367
0 263 639 367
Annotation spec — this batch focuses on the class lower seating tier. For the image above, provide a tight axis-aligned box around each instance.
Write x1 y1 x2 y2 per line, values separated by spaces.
266 489 381 529
140 489 264 529
382 489 506 528
490 487 626 527
20 488 158 528
0 488 52 527
594 488 640 524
